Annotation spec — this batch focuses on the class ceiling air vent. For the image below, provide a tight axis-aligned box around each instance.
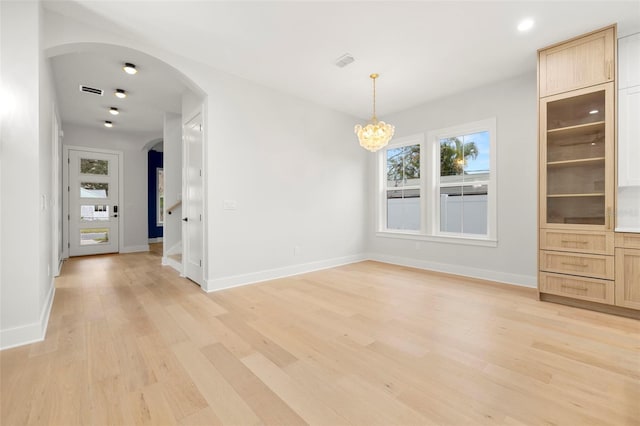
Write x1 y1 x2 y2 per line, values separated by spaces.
334 53 355 68
79 85 104 96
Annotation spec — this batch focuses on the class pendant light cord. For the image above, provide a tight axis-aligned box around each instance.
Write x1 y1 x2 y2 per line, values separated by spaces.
372 74 377 121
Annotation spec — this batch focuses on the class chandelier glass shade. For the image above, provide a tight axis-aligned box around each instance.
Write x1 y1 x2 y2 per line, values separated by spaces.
354 73 395 152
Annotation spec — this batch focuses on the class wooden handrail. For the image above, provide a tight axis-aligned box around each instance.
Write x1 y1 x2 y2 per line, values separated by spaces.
167 200 182 215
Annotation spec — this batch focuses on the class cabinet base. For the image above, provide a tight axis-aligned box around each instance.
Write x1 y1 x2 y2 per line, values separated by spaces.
540 293 640 319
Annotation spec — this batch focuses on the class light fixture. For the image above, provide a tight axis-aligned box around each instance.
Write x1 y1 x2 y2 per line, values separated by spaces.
104 121 113 128
518 18 535 32
114 89 127 99
109 107 119 115
123 62 138 75
589 109 599 115
354 73 395 152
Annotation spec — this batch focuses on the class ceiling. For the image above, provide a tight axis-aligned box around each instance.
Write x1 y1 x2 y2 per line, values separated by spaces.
45 1 640 133
50 46 186 134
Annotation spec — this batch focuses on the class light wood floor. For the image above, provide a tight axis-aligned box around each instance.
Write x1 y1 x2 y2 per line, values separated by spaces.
1 248 639 425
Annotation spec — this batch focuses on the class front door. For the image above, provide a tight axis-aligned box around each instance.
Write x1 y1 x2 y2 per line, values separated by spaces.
183 114 203 285
68 149 120 256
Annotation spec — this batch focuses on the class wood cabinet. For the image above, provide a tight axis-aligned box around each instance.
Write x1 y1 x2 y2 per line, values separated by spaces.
539 26 615 97
539 83 615 231
615 234 640 309
536 25 640 316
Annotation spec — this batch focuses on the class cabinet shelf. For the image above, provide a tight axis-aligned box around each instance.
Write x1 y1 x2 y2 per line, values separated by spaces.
548 121 605 135
547 157 605 166
547 193 605 198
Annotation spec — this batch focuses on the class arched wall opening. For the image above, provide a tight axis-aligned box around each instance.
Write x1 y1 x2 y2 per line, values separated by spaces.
46 42 205 276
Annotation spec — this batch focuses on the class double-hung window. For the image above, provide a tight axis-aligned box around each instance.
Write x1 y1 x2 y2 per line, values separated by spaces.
377 118 496 246
380 135 423 232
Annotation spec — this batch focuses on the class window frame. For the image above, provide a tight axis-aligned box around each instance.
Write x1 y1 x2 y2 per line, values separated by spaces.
376 118 497 247
377 134 425 235
156 167 164 227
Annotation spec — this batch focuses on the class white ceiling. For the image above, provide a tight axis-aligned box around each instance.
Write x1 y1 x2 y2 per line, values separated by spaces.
50 46 186 134
45 1 640 133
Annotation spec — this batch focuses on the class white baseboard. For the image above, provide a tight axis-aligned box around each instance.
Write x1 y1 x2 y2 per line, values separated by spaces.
55 257 64 277
148 237 164 243
162 256 183 274
166 241 181 256
120 245 150 253
0 280 55 351
204 253 368 293
367 253 537 288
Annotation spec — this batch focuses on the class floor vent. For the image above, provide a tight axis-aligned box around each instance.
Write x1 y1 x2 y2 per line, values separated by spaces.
79 85 104 96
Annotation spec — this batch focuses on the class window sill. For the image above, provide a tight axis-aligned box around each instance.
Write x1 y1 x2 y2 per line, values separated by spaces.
375 231 498 247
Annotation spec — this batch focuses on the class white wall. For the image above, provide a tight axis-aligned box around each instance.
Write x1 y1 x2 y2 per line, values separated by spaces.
62 124 158 253
1 1 57 349
205 77 368 289
43 9 370 291
368 73 538 287
162 112 182 255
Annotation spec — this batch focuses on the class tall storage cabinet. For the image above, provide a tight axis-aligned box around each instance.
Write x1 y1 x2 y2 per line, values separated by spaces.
537 25 638 317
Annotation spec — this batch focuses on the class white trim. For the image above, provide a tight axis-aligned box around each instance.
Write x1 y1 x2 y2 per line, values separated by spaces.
0 282 55 351
56 258 64 276
162 256 183 274
62 145 124 258
429 117 497 240
148 237 164 243
375 231 498 247
368 253 536 288
203 254 368 293
378 133 425 233
120 245 150 253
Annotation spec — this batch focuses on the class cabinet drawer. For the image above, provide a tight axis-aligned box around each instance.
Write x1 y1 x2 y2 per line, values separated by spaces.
615 233 640 249
540 250 614 279
541 230 613 254
540 272 614 304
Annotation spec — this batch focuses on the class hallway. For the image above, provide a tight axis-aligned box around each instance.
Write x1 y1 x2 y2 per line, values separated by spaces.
1 251 639 425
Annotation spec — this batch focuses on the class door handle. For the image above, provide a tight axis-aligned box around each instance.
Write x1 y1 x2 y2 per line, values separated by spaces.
182 217 188 222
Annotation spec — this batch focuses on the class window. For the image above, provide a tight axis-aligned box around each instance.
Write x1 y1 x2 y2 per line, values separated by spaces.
157 168 164 226
377 118 496 246
384 139 422 231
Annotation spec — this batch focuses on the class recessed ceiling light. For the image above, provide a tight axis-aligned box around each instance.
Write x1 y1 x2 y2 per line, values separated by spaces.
104 121 113 128
109 107 119 115
589 109 599 114
123 62 138 75
114 89 127 99
518 18 534 32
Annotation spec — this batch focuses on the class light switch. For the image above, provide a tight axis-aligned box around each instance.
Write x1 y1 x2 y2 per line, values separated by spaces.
223 200 237 210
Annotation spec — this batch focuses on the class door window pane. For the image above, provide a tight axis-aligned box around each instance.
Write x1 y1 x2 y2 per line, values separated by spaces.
80 158 109 175
80 228 109 245
81 205 109 221
80 182 108 198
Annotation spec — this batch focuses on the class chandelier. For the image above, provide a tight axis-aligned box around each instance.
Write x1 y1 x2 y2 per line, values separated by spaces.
354 73 395 152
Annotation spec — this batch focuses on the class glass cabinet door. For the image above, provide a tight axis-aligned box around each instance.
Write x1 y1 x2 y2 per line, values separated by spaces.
541 83 614 229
